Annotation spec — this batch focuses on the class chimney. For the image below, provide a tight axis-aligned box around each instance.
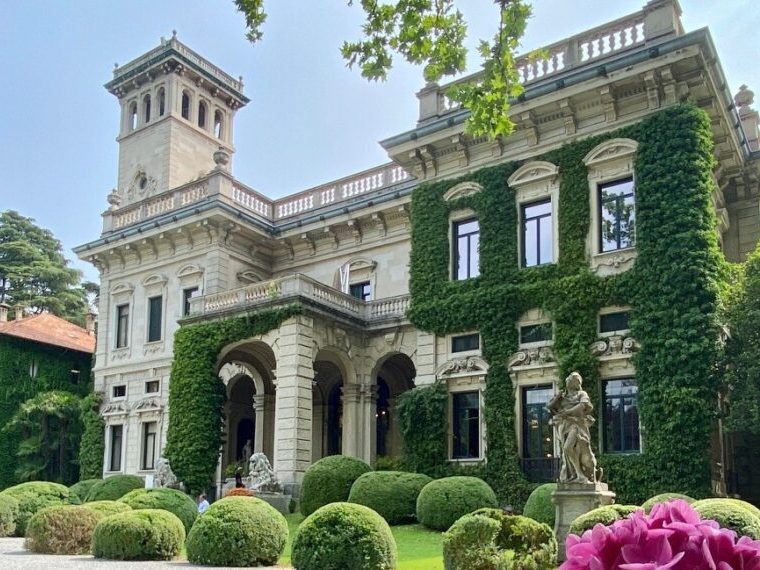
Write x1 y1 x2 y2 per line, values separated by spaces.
86 311 97 336
14 304 24 321
0 303 9 323
735 85 759 152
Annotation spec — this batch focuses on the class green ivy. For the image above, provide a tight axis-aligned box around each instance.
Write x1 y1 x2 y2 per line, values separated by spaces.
78 392 105 480
405 104 726 506
164 304 302 494
396 383 449 476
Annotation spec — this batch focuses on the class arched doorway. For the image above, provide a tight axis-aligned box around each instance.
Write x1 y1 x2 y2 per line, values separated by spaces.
312 359 343 461
228 376 255 466
375 353 416 460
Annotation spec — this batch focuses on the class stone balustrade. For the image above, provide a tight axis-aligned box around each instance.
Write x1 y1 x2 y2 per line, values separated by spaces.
189 273 409 324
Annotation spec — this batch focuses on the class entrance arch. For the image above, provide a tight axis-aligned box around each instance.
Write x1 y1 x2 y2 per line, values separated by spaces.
312 359 344 461
374 353 416 460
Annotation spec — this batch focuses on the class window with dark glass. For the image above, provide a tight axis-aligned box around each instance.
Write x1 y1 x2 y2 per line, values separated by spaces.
158 88 165 116
147 296 162 342
198 101 207 129
145 380 160 394
599 177 635 252
142 421 157 470
520 323 553 344
183 287 199 317
452 333 480 353
109 425 123 471
181 92 190 119
116 304 129 348
600 311 630 334
453 218 480 280
522 199 553 267
522 385 554 460
113 385 126 398
603 378 640 453
349 281 371 301
143 94 151 124
452 392 480 459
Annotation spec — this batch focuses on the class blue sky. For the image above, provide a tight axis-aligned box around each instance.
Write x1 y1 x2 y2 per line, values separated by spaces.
0 1 757 281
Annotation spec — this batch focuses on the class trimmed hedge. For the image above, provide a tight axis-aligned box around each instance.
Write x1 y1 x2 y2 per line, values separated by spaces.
443 508 557 570
91 508 185 560
569 504 641 536
69 479 101 502
416 476 498 531
83 500 132 517
0 481 80 536
118 488 196 534
292 502 397 570
300 455 372 516
348 471 432 524
0 494 19 537
642 492 695 513
85 474 144 502
186 496 288 566
693 498 760 539
25 505 102 554
523 483 556 528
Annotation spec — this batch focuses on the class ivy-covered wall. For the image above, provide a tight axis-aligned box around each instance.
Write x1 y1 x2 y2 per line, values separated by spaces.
165 304 302 494
405 104 726 506
0 336 92 488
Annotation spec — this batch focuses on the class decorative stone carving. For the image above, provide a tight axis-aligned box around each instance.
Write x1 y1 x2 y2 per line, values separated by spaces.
435 356 488 378
247 452 282 493
591 251 637 274
106 189 121 211
213 147 230 170
582 138 638 167
508 346 555 368
590 335 639 357
154 457 179 488
101 402 128 416
133 397 163 412
442 181 483 202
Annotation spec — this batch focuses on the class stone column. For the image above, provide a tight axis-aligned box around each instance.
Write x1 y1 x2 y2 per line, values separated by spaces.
342 384 362 459
273 315 314 493
361 384 377 465
252 394 266 455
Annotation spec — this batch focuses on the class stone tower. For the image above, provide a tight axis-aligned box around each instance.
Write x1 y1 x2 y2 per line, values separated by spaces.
105 32 249 207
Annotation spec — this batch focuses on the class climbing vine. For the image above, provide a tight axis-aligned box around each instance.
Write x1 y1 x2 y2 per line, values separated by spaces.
164 304 302 494
78 392 105 480
405 104 726 506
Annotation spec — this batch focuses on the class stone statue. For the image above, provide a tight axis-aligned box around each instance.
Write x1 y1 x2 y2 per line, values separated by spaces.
248 452 282 493
547 371 598 484
241 439 253 464
154 457 178 489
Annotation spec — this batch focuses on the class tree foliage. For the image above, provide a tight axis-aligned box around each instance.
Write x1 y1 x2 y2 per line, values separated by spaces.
233 0 532 138
0 210 90 321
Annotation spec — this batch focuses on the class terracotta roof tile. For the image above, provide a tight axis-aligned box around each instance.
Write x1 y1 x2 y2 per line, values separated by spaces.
0 313 95 354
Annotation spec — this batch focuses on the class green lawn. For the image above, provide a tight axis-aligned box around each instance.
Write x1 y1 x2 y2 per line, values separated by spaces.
279 514 443 569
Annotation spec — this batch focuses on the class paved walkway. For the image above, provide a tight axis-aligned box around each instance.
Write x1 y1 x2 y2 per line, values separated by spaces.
0 539 284 569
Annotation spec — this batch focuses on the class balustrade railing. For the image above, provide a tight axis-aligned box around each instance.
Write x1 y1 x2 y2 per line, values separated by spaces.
111 179 209 230
189 274 409 324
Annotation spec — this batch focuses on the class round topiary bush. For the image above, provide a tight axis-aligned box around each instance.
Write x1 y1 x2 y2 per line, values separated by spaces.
85 475 144 502
69 479 101 502
0 481 80 536
91 508 185 560
569 504 641 536
84 501 132 517
642 492 695 513
300 455 372 516
348 471 432 524
118 488 196 534
416 476 498 531
523 483 557 528
292 502 397 570
186 496 288 566
25 505 103 554
443 508 557 570
693 498 760 539
0 494 19 537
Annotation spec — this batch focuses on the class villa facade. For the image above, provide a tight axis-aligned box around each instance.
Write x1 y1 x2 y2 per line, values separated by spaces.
75 0 760 498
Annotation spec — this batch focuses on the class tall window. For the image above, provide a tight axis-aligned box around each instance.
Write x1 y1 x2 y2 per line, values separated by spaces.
157 88 166 116
198 101 207 129
142 94 151 124
349 281 371 301
214 110 223 138
599 177 635 252
183 287 199 317
522 385 554 460
109 425 123 471
452 392 480 459
115 304 129 348
142 421 158 470
128 102 137 131
181 92 190 119
147 296 163 342
603 378 640 453
522 199 553 267
453 218 480 280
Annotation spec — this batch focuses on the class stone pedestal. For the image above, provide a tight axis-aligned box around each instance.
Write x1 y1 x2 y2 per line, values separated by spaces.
256 491 293 515
552 482 615 561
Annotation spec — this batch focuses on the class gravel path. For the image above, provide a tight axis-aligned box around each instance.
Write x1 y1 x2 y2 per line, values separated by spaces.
0 538 285 569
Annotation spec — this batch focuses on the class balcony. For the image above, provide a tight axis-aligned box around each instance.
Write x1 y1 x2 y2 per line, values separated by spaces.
187 273 410 327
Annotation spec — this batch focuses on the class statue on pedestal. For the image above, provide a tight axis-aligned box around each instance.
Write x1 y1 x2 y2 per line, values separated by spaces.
548 371 598 485
248 452 282 493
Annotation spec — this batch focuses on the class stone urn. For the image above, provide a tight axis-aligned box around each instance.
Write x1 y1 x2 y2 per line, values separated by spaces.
213 147 230 170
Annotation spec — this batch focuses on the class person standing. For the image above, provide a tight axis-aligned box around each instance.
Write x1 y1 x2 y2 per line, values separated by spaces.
197 493 210 514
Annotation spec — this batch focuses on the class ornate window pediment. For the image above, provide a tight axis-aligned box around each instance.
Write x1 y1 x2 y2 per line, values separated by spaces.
237 270 264 284
133 397 163 413
110 282 135 296
508 346 556 369
583 138 638 167
590 335 639 358
508 161 559 188
443 182 483 202
101 402 128 416
436 356 489 379
142 273 168 288
177 264 204 279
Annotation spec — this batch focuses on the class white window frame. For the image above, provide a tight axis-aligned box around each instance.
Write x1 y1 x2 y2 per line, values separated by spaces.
517 308 554 349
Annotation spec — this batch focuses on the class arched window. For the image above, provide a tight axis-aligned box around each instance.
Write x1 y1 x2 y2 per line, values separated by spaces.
198 101 207 129
214 111 223 138
157 88 165 117
143 94 151 124
181 91 190 120
128 102 137 131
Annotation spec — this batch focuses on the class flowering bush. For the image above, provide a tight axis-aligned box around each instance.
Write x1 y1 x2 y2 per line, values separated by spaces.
225 488 254 498
561 499 760 569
